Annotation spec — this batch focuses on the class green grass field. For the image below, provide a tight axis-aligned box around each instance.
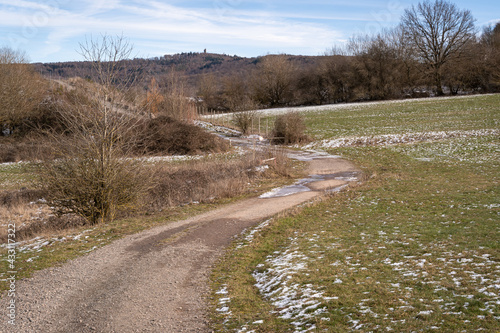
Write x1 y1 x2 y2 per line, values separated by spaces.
303 95 499 140
210 94 500 332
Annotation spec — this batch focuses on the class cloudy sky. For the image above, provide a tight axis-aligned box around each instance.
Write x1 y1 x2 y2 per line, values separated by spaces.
1 0 499 63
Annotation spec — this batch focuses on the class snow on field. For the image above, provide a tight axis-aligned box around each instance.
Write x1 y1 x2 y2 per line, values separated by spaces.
0 228 95 252
303 129 499 149
251 235 331 332
0 228 109 283
390 134 500 165
203 95 493 119
236 218 272 249
194 120 241 136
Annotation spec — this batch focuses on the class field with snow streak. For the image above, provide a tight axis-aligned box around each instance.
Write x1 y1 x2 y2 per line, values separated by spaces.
210 94 499 332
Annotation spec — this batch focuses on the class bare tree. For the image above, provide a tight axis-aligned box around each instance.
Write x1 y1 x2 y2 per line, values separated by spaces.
159 72 196 121
481 23 500 88
37 34 149 224
347 33 401 100
389 26 425 96
252 54 294 107
0 47 45 135
401 0 475 95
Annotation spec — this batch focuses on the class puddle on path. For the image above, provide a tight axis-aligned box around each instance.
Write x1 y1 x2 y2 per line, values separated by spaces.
259 146 361 198
286 150 342 161
259 170 361 199
207 124 360 199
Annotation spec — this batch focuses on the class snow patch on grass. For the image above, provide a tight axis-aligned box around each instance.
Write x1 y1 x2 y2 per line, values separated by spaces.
304 129 499 149
252 237 330 332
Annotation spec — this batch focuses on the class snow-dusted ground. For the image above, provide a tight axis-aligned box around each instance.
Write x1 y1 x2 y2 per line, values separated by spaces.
216 227 336 333
201 94 494 119
252 234 333 332
212 121 499 331
303 129 499 149
0 228 111 283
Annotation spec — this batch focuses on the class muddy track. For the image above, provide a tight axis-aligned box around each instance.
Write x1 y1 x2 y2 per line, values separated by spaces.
1 154 361 333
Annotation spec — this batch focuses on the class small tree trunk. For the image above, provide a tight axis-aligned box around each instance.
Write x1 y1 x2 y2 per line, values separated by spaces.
435 67 444 96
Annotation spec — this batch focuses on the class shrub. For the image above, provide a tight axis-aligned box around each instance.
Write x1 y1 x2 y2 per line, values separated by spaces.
37 152 148 224
34 34 151 225
271 112 308 144
233 111 257 135
134 116 229 155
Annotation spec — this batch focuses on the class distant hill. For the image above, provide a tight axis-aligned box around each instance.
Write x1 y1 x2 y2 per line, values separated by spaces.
33 52 323 95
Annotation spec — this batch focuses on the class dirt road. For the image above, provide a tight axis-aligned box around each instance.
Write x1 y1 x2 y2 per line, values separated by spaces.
2 155 360 332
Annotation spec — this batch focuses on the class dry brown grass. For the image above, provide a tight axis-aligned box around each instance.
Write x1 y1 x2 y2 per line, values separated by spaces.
0 147 294 242
0 138 54 163
0 189 86 242
144 149 291 211
0 203 49 235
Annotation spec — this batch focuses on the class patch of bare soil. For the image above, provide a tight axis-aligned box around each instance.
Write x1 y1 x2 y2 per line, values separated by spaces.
1 156 360 333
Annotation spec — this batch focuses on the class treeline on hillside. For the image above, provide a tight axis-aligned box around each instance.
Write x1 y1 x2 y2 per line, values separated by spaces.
34 52 320 99
197 2 500 111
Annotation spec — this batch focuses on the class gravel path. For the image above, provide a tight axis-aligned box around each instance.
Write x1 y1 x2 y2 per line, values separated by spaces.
1 155 360 333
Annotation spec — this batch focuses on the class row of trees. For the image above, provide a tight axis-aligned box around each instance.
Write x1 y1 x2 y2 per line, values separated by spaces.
197 1 500 111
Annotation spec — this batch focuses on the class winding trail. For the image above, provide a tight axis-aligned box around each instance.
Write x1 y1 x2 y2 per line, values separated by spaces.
2 149 361 332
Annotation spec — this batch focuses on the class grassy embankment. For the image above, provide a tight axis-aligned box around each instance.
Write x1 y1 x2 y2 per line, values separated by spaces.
210 94 499 332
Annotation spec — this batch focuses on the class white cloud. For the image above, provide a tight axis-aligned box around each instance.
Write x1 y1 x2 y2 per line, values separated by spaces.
0 0 359 61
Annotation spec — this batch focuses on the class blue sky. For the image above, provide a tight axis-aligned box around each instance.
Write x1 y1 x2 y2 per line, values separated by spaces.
1 0 499 63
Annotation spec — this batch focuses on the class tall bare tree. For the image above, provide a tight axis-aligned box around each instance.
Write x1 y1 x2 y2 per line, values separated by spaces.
401 0 475 95
481 23 500 88
252 54 294 107
37 34 149 224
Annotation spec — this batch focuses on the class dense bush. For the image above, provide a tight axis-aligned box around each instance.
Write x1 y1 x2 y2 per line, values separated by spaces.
232 111 257 135
271 112 308 145
134 116 229 155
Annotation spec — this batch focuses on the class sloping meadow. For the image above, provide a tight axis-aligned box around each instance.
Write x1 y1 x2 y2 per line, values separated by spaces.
210 94 499 332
